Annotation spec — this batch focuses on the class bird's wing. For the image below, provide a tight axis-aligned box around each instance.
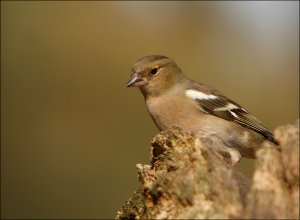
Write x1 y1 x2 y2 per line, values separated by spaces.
185 83 278 145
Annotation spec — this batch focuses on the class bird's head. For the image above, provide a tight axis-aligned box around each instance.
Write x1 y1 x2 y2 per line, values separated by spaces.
126 55 185 97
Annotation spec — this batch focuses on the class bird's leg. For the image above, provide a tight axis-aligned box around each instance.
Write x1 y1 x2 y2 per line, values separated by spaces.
227 148 241 167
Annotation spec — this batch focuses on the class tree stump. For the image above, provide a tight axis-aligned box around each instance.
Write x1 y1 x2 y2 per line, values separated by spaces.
116 120 299 219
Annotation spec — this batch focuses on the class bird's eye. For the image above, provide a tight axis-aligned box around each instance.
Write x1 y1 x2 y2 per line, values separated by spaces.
150 68 158 75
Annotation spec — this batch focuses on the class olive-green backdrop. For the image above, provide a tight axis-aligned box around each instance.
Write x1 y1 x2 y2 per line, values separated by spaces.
1 1 299 219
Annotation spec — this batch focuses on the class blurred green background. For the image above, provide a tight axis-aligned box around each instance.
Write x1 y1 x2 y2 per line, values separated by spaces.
1 1 298 219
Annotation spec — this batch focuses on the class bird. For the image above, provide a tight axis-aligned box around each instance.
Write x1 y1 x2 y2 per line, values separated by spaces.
126 55 279 166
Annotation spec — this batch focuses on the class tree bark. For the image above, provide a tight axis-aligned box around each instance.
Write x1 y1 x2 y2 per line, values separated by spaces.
116 120 299 219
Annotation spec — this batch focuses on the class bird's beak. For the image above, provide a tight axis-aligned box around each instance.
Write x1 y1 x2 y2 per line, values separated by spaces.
126 73 146 87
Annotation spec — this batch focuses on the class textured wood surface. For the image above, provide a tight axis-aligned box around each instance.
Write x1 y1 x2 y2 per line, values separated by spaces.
116 120 299 219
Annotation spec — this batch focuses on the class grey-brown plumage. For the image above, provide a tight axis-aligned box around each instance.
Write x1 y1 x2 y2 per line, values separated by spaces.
188 81 278 145
126 55 278 166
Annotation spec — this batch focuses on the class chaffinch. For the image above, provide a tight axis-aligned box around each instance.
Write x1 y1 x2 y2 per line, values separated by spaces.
126 55 278 166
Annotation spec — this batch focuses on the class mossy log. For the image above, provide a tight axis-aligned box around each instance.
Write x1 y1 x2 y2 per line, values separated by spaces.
116 120 299 219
